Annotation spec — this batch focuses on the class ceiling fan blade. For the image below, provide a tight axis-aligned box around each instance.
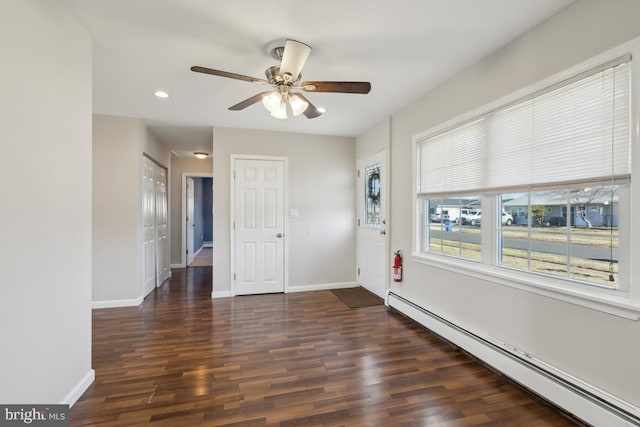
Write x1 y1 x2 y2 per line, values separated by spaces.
191 66 268 85
301 81 371 94
279 39 311 81
295 93 322 119
228 92 272 110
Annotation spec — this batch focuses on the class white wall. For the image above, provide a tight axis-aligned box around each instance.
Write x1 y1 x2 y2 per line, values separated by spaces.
144 128 171 169
93 115 170 305
386 0 640 411
0 0 93 404
356 117 390 159
169 156 213 266
213 127 356 295
93 115 144 304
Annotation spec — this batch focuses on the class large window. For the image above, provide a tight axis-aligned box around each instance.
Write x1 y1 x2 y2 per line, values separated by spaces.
416 55 631 291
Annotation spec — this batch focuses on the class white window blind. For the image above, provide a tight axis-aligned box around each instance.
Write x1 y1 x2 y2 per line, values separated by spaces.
418 119 485 194
417 57 631 195
488 61 630 189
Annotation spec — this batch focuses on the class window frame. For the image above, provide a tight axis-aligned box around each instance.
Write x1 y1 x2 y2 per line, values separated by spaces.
411 39 640 320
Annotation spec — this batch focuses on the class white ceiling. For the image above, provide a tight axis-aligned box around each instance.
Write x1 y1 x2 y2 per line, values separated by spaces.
68 0 574 155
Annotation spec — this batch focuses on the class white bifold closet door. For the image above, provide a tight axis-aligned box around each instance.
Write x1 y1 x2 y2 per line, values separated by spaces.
143 156 170 297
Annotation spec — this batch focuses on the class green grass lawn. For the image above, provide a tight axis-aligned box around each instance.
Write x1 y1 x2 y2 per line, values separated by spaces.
429 224 618 286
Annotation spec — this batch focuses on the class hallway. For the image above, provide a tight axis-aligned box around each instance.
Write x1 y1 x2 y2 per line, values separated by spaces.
70 268 579 426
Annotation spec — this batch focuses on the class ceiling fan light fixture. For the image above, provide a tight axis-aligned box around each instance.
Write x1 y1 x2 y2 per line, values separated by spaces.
289 94 309 116
270 101 288 119
262 92 282 113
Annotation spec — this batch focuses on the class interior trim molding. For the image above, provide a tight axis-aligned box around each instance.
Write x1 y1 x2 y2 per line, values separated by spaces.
91 297 143 309
62 369 95 407
212 290 232 299
286 281 358 293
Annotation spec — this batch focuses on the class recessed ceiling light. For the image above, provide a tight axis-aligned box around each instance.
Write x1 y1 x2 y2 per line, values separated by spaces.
154 90 170 98
194 152 208 159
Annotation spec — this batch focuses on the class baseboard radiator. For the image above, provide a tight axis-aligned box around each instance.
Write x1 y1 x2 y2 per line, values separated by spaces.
387 291 640 427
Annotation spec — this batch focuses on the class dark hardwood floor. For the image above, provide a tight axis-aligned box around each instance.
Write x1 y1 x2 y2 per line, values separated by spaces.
71 268 581 426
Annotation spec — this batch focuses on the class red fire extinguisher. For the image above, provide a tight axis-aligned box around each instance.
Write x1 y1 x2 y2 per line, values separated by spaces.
393 250 403 282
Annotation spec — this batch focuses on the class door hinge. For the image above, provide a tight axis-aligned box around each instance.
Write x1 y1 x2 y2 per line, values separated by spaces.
357 170 360 177
357 268 360 276
233 273 236 280
186 249 189 254
357 219 360 226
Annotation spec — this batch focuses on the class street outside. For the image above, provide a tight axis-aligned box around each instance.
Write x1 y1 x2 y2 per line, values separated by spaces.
428 223 618 286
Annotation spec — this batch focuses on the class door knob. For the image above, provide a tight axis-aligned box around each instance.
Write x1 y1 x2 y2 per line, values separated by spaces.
380 229 386 235
277 233 283 238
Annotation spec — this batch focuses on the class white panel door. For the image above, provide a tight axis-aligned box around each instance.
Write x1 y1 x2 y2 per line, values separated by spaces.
155 165 170 285
142 157 157 297
357 151 388 298
186 176 195 266
234 158 285 295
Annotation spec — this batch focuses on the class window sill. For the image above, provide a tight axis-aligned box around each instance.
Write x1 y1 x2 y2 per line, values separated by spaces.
411 252 640 320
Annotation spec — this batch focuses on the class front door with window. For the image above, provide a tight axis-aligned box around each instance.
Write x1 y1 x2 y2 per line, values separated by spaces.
357 151 388 298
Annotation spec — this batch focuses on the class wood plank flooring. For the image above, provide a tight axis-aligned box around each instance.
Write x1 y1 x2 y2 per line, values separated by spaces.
71 268 582 426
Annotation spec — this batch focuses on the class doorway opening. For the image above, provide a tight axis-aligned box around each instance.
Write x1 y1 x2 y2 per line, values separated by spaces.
182 173 213 268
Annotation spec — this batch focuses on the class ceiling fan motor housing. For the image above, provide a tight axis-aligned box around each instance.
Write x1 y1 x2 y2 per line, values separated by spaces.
265 65 300 86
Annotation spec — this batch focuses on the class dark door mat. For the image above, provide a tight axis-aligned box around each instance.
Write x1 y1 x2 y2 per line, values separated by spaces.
330 286 384 308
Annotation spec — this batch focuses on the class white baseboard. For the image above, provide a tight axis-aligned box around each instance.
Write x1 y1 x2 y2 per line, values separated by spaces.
212 282 358 298
286 281 358 293
62 369 94 407
142 281 155 298
170 263 185 269
212 290 232 298
203 242 213 248
388 292 639 427
92 296 143 309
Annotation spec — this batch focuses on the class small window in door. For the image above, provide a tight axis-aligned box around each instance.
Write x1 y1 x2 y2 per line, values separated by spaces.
364 163 381 227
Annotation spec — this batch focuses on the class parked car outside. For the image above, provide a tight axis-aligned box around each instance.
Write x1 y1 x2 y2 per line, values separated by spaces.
469 210 513 226
456 209 478 225
548 216 567 226
431 207 460 223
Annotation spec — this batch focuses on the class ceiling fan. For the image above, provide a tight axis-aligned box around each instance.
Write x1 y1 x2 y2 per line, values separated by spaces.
191 39 371 119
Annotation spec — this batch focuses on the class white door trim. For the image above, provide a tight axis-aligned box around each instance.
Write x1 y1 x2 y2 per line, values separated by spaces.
179 172 213 268
230 154 289 296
